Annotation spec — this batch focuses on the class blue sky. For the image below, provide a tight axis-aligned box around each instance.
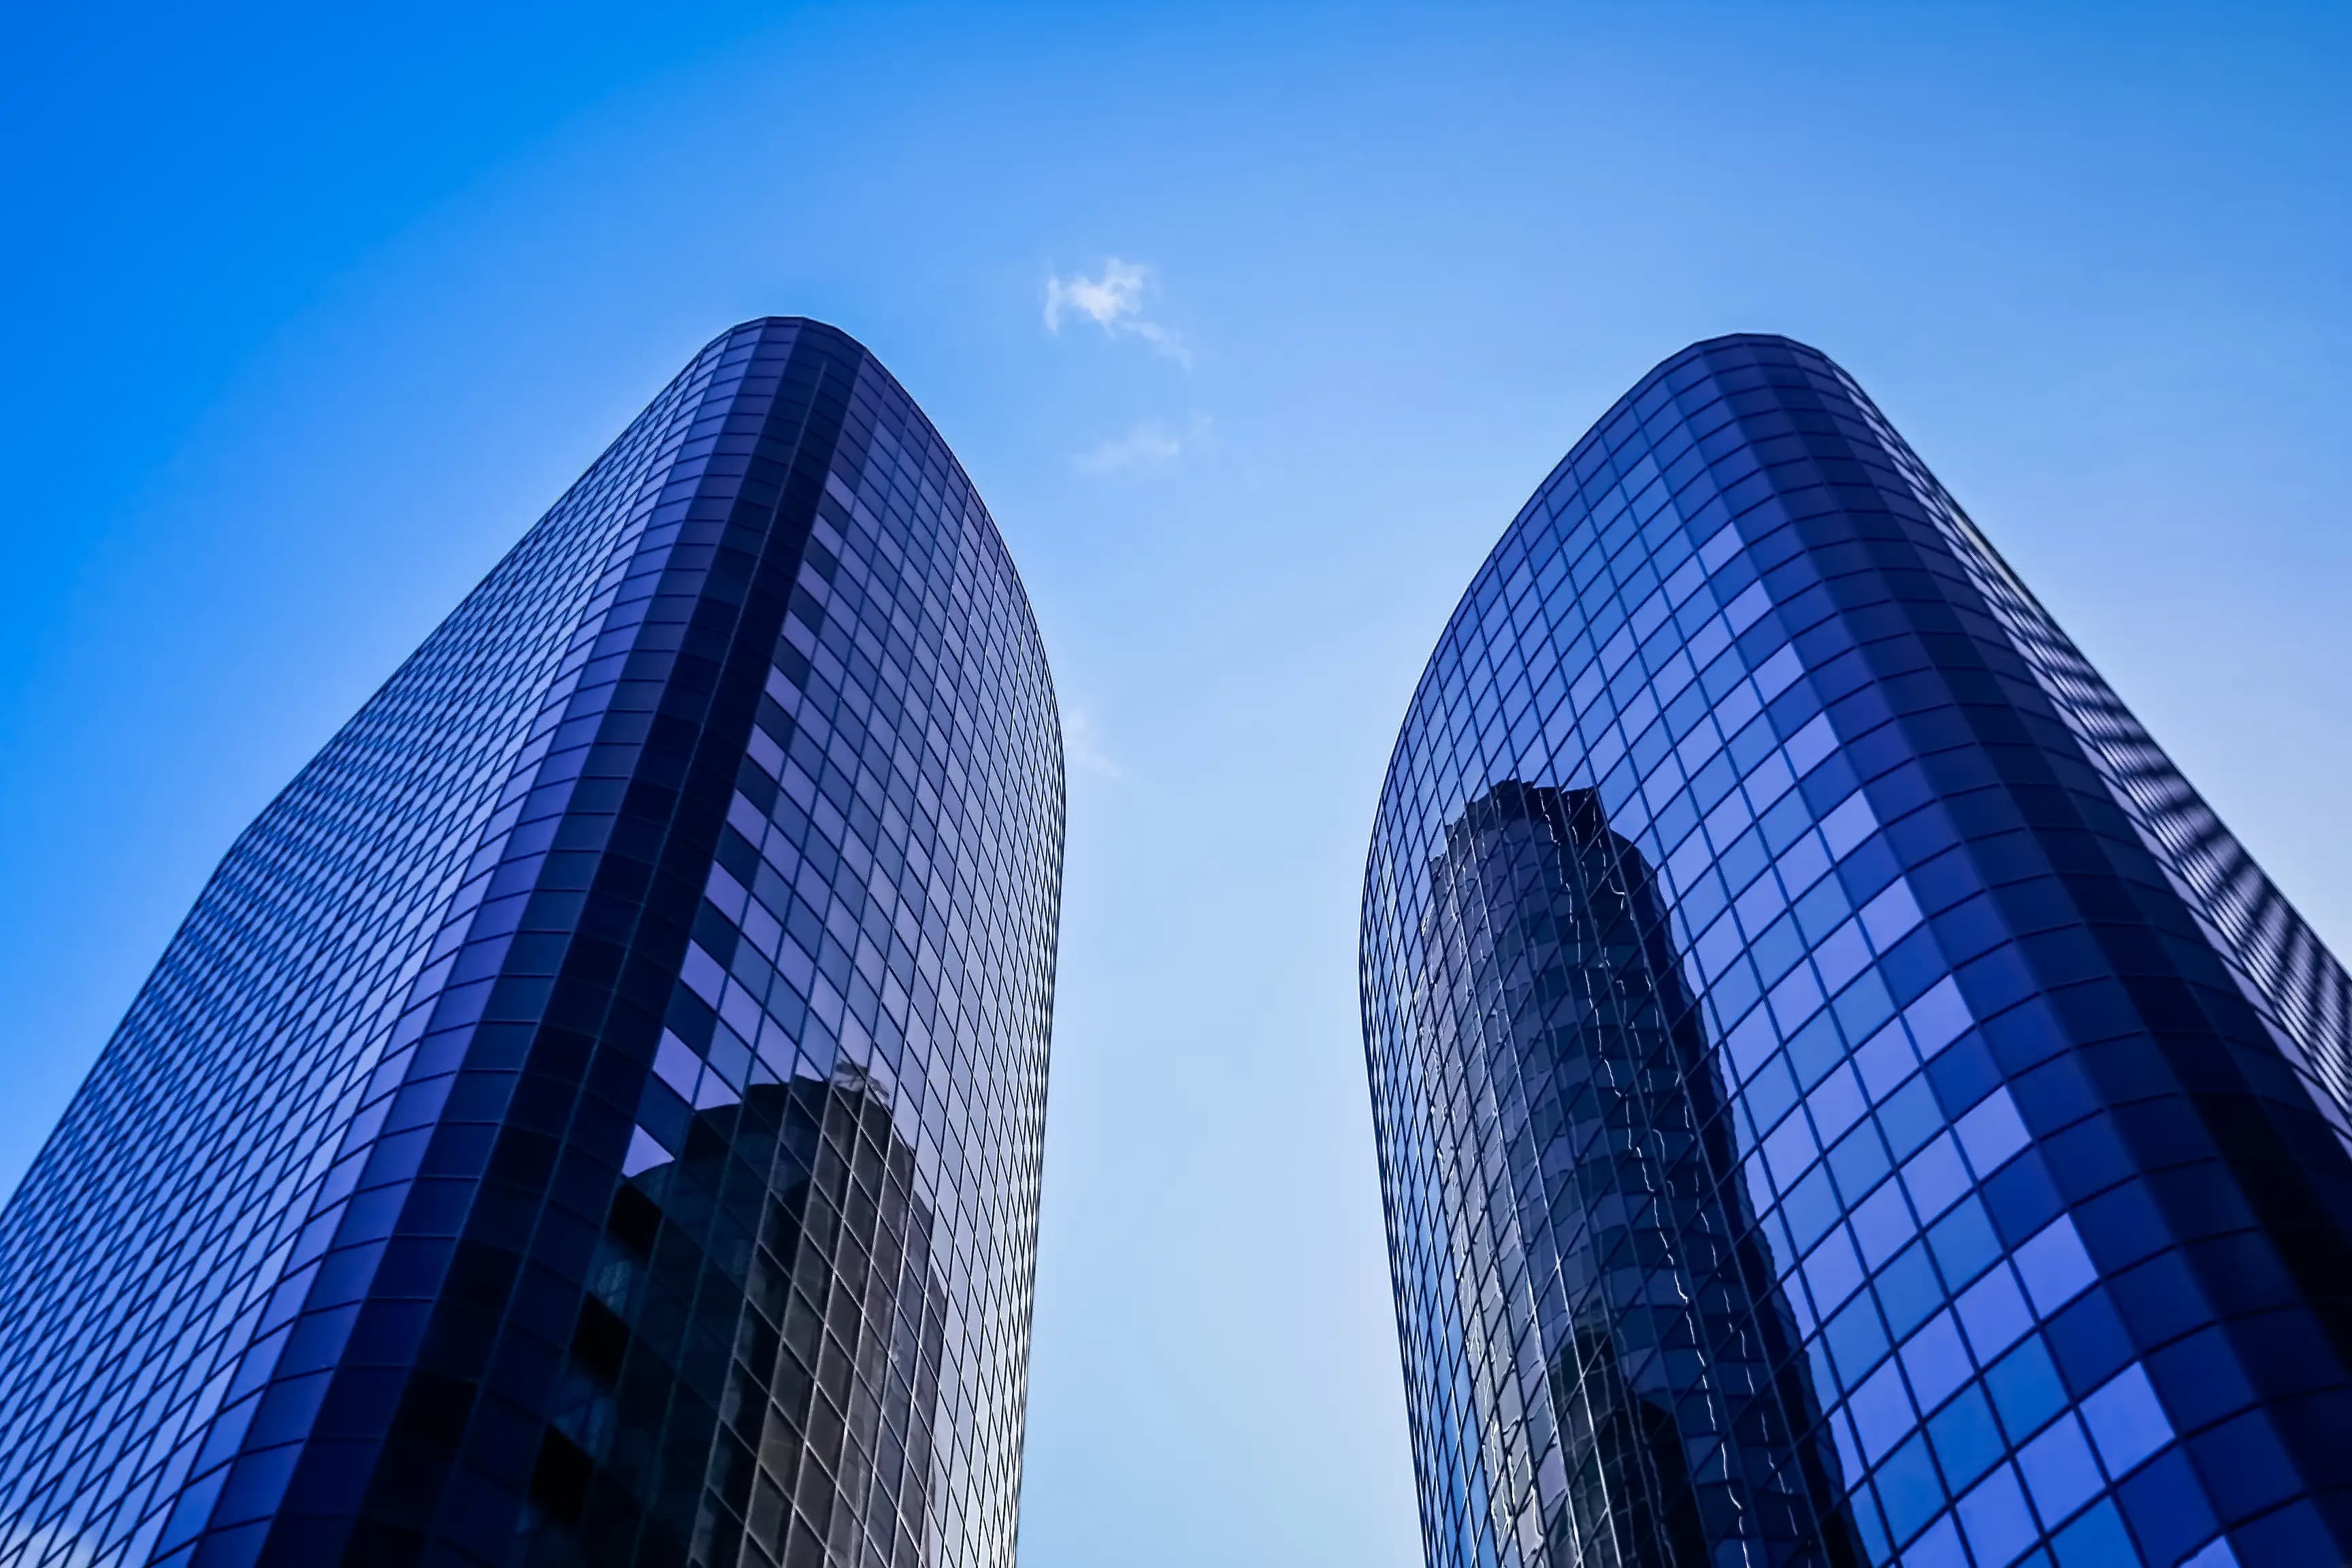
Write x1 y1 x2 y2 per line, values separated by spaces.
3 4 2347 1563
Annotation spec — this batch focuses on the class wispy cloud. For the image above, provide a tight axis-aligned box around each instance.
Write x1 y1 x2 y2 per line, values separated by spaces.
1075 421 1181 472
1064 707 1122 780
1074 413 1212 474
1044 259 1190 365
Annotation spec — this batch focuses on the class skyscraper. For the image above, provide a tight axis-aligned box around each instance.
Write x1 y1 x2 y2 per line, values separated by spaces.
0 318 1064 1568
1360 335 2352 1567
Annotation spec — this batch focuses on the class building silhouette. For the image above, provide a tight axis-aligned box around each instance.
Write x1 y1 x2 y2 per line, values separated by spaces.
1362 336 2352 1567
0 318 1063 1568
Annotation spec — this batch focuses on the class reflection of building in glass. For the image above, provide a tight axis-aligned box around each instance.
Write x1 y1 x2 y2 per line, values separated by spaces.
531 1072 948 1568
0 318 1061 1568
1424 781 1857 1566
1364 335 2352 1567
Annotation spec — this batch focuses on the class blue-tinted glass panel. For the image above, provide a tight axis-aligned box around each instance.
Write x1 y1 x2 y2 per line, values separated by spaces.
0 319 1062 1568
1361 334 2352 1567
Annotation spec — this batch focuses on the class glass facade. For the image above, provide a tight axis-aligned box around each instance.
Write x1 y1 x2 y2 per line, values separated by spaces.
1360 335 2352 1568
0 318 1064 1568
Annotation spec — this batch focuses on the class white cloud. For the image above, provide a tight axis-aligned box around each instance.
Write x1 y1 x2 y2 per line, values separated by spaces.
1044 259 1145 331
1044 259 1190 365
1073 413 1211 474
1064 707 1122 780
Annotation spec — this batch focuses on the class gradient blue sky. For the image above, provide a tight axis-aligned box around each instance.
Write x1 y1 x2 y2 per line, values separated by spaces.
3 4 2348 1563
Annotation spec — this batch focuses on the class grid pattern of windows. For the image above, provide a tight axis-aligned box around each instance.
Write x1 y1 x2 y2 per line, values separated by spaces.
1361 336 2352 1568
0 318 1061 1568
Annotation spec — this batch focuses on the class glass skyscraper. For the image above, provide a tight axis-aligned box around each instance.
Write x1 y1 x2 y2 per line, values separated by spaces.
0 318 1064 1568
1360 335 2352 1568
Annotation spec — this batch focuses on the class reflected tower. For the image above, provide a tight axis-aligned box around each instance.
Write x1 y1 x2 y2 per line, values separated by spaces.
1423 781 1857 1566
0 318 1062 1568
1363 335 2352 1567
546 1071 951 1567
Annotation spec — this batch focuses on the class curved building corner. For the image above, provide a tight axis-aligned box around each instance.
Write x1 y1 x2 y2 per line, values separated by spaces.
1361 334 2352 1567
0 318 1064 1568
